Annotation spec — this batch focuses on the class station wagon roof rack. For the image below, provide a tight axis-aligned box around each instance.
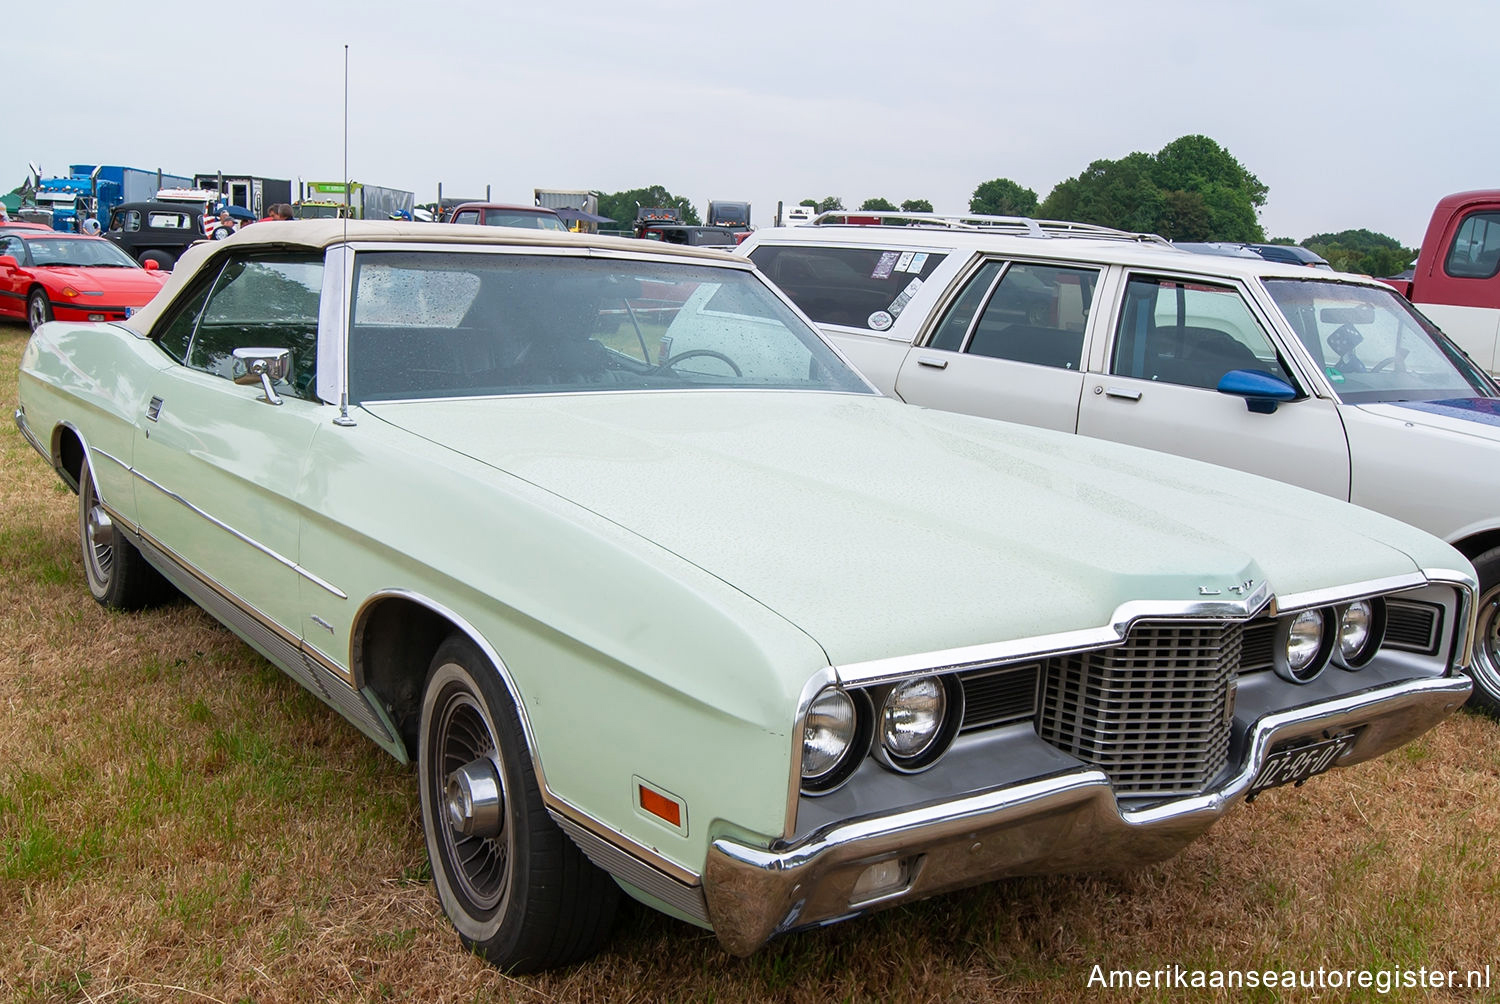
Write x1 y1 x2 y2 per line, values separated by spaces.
808 210 1173 247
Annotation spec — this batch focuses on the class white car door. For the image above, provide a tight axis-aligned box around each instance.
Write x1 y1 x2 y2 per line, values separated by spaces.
1076 271 1353 499
892 259 1097 432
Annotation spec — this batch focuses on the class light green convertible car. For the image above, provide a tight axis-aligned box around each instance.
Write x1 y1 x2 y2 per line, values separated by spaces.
16 221 1477 971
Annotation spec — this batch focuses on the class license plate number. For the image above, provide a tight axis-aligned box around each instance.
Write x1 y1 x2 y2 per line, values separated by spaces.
1249 733 1357 797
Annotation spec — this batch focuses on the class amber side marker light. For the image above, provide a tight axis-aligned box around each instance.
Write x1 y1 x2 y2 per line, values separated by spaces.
639 784 681 827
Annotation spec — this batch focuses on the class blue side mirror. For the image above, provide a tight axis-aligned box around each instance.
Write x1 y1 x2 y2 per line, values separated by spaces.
1217 369 1298 414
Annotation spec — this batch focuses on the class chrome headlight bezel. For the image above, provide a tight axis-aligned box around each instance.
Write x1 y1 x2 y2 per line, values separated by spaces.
799 687 873 795
1334 597 1386 670
1274 607 1335 683
873 674 964 774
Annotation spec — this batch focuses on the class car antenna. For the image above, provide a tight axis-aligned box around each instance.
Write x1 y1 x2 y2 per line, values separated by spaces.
334 42 356 428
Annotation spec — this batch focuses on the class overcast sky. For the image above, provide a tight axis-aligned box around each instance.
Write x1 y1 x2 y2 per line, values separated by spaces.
8 0 1492 247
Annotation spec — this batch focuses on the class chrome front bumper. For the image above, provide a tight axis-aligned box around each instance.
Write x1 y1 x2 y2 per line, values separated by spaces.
701 673 1471 956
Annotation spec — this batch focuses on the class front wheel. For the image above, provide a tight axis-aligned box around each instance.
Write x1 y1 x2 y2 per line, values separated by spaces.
78 463 171 609
27 290 52 331
418 634 618 971
1466 547 1500 716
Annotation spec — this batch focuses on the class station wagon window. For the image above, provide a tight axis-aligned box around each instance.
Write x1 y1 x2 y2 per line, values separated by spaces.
1444 211 1500 279
747 244 947 330
1112 276 1291 390
929 260 1097 370
169 255 324 399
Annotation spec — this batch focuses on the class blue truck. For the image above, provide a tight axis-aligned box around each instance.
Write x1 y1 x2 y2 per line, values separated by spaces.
26 165 194 232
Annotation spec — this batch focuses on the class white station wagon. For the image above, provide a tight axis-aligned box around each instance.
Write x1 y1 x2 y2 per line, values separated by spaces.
741 213 1500 715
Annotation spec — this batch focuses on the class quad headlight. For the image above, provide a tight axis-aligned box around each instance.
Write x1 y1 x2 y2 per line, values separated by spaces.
1275 608 1334 683
800 688 871 794
1334 598 1386 669
875 675 963 772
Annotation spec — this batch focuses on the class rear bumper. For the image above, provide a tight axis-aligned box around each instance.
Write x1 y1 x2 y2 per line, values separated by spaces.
701 673 1470 955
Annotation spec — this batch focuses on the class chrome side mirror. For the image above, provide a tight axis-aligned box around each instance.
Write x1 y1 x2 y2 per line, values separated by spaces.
233 347 290 405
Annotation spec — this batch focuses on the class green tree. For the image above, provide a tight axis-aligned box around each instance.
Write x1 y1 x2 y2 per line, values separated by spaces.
970 178 1039 217
801 196 844 213
900 198 934 213
859 197 898 211
1036 135 1266 241
596 185 701 229
1303 228 1416 277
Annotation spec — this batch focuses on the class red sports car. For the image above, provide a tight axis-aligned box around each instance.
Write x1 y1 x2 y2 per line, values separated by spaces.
0 231 169 330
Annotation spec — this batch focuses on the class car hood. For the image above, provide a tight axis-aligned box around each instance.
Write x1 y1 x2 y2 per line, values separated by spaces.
38 265 167 297
366 392 1456 667
1368 398 1500 441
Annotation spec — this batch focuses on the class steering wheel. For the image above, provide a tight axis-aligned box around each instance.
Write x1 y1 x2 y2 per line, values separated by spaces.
655 349 743 377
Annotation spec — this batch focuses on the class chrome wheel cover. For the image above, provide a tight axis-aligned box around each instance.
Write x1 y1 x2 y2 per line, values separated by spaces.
1472 584 1500 702
28 296 49 330
81 480 113 588
429 682 511 913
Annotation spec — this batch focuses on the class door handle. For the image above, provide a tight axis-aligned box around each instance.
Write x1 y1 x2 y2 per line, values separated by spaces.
916 356 948 370
1102 386 1142 401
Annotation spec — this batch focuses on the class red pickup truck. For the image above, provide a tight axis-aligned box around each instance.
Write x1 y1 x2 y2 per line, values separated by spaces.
1386 190 1500 373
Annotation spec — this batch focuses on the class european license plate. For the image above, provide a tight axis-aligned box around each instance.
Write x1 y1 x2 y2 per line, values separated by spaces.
1248 732 1357 797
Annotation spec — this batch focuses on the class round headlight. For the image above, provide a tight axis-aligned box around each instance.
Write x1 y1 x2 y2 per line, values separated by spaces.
883 678 945 758
1276 608 1332 683
875 675 963 772
1335 598 1385 669
800 688 872 794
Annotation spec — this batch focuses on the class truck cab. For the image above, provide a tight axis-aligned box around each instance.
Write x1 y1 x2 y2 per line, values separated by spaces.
1393 190 1500 373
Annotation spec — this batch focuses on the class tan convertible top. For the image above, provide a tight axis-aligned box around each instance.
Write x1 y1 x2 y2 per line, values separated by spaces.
123 220 745 335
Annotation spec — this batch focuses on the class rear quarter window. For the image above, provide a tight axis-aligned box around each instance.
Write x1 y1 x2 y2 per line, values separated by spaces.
750 244 947 331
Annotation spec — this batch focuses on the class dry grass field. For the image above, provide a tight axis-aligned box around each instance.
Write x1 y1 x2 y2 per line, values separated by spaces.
2 318 1498 1003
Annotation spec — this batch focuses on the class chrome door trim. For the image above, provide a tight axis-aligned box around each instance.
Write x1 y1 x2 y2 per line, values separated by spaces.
129 466 347 599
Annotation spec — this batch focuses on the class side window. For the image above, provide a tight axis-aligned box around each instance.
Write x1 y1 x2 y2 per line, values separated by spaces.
929 261 1002 350
182 255 325 399
958 262 1097 370
0 235 24 260
1445 211 1500 279
1112 276 1292 390
748 244 947 331
454 210 479 225
125 211 142 232
154 269 217 363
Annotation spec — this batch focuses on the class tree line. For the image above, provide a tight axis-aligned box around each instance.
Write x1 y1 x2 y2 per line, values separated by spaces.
594 135 1414 276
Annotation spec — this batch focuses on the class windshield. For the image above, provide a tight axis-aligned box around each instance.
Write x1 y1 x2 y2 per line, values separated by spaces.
347 252 873 402
25 237 140 268
1264 279 1496 404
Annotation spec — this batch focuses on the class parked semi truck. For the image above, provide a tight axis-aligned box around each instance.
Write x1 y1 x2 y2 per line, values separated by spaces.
26 164 193 232
194 173 293 217
1384 190 1500 374
295 180 415 220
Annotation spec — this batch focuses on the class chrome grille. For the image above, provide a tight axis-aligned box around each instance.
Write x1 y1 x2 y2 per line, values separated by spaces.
1036 622 1240 796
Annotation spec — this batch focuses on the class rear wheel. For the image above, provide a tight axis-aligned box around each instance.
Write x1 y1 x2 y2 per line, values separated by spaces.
78 464 171 609
27 290 52 331
1467 548 1500 716
418 633 618 971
